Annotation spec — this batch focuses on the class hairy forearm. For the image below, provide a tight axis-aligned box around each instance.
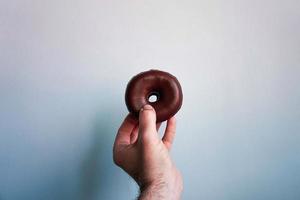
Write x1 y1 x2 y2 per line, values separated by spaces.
138 180 182 200
138 182 166 200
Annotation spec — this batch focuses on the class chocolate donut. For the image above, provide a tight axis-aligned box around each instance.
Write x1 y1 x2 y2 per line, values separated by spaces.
125 69 183 122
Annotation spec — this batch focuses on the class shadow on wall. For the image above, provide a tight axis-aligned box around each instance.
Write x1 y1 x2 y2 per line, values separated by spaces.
78 106 125 200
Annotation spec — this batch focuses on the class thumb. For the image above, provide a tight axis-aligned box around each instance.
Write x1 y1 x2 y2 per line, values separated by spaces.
138 104 159 145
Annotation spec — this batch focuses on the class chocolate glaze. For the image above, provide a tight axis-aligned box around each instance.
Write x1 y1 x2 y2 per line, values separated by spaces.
125 69 183 122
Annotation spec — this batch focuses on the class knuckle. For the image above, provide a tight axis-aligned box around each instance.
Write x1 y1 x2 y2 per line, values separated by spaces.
140 134 160 146
142 110 155 118
113 154 123 166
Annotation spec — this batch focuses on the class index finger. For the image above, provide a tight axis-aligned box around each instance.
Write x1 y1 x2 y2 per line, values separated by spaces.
115 113 138 146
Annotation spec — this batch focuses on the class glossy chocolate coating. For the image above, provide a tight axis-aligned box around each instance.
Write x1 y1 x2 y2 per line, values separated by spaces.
125 70 183 122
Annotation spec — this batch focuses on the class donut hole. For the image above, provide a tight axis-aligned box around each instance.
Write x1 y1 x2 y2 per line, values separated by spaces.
147 92 160 103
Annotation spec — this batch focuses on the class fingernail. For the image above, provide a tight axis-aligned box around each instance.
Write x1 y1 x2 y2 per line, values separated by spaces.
143 104 153 110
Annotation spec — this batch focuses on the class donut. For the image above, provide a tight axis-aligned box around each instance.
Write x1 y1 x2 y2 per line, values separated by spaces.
125 69 183 122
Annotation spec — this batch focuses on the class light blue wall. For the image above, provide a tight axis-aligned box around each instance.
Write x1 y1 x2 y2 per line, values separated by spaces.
1 0 300 199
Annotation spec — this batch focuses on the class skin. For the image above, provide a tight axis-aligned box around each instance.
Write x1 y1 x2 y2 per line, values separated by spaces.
113 104 183 200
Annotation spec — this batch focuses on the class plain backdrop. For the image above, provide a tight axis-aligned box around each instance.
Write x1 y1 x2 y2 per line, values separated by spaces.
1 0 300 199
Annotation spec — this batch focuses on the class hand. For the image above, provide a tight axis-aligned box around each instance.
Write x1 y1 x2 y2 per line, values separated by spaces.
113 104 183 200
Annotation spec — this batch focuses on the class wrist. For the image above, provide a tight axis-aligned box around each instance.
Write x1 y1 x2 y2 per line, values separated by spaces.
138 181 167 200
138 176 183 200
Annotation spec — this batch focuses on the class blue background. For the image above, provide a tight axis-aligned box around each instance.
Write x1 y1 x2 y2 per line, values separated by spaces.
1 0 300 199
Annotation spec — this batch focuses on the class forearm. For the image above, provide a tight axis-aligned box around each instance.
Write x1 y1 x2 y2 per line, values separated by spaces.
138 180 182 200
138 181 165 200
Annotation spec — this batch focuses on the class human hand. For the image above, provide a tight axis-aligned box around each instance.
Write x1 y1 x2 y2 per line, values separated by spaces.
113 104 183 200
